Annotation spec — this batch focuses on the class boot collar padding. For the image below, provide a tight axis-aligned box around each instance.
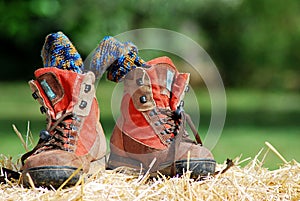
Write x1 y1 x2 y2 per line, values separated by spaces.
28 79 57 121
36 72 65 106
29 69 97 119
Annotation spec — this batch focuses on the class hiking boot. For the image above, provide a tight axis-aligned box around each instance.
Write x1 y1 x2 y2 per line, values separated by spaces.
19 31 107 188
20 67 106 188
107 56 216 178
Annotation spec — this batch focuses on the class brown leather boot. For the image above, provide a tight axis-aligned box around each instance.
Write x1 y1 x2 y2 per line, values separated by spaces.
20 67 106 188
108 56 215 178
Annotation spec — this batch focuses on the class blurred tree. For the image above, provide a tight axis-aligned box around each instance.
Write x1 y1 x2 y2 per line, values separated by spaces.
0 0 299 90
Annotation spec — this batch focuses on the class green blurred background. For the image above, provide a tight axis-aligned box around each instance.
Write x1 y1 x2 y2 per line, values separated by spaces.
0 0 299 169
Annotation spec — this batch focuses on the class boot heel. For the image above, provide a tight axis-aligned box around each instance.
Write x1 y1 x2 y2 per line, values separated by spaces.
107 153 143 171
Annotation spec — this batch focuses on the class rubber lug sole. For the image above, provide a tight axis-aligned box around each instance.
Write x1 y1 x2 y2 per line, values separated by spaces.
175 158 216 178
21 166 82 189
107 153 216 178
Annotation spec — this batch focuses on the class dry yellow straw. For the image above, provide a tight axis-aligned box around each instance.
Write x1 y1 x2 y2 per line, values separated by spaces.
12 124 28 152
3 122 299 200
79 175 85 201
57 165 83 191
137 158 156 184
0 154 299 200
26 173 36 189
187 151 190 171
265 141 288 164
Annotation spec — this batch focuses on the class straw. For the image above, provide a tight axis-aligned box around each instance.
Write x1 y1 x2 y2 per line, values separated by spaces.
0 129 299 200
0 155 299 200
12 124 28 152
265 141 289 164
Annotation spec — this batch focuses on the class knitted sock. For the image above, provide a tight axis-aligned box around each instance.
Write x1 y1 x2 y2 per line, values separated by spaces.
41 31 83 73
84 36 133 79
106 48 148 82
87 36 147 82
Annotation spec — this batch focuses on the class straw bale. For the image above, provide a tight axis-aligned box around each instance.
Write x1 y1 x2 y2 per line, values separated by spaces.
1 151 299 201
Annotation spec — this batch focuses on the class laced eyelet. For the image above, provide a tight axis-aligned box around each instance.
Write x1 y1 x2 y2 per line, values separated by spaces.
140 95 147 104
166 138 174 143
40 106 47 114
21 113 79 163
79 100 87 109
70 124 78 131
154 121 161 126
174 101 184 119
32 92 39 99
185 86 190 92
40 130 51 141
154 108 181 144
149 109 157 116
72 115 81 122
161 130 167 135
136 78 144 86
84 84 91 93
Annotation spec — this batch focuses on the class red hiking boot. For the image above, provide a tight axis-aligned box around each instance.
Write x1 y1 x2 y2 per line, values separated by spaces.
108 56 216 178
20 67 106 188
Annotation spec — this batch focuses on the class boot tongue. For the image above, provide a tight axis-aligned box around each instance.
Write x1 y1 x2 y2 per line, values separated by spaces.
170 72 190 111
146 64 175 108
146 57 190 111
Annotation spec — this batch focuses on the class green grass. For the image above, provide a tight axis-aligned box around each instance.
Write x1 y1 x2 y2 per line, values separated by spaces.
0 81 299 170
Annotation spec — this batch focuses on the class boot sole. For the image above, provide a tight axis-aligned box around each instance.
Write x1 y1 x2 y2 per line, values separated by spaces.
107 153 216 178
175 158 216 178
21 166 82 189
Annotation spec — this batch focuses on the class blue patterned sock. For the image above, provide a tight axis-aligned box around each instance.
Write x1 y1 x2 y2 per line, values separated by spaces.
87 36 147 82
107 48 148 82
41 31 83 73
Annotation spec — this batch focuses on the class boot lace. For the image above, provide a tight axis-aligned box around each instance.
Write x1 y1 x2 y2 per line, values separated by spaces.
21 112 79 165
155 101 203 145
157 108 182 143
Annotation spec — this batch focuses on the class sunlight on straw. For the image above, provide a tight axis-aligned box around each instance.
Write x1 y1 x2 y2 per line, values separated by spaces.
137 157 156 185
26 173 36 189
265 141 288 164
80 174 85 200
12 124 28 152
187 151 190 172
0 146 299 200
25 121 30 149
